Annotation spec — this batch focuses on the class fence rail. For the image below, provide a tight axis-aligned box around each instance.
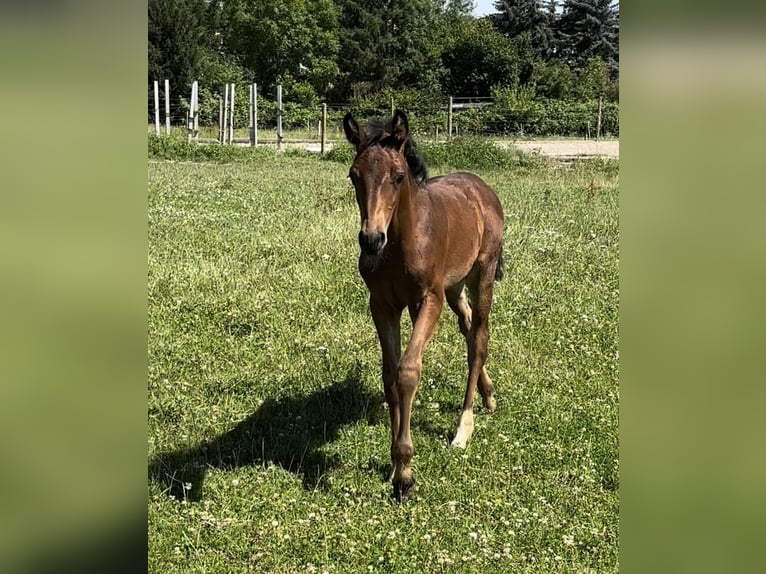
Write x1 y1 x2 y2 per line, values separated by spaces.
148 80 619 148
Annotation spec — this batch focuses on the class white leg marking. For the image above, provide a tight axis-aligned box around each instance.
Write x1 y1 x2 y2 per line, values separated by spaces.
450 409 475 449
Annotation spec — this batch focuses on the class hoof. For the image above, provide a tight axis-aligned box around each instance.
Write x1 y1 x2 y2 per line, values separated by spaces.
450 436 468 449
483 396 497 413
392 477 415 502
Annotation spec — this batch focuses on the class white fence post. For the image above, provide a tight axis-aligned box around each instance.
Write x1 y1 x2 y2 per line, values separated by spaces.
223 84 230 144
192 81 198 141
596 96 603 141
249 84 255 146
276 84 283 151
229 83 235 144
153 80 160 134
164 79 171 134
321 103 327 154
253 83 258 146
218 95 224 143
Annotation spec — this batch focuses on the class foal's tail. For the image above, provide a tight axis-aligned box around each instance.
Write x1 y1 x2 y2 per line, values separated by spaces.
495 246 505 282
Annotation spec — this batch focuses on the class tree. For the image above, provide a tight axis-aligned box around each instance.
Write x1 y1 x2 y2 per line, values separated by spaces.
332 0 444 101
557 0 618 76
386 0 444 90
531 59 574 99
442 0 476 17
332 0 388 99
573 56 610 100
148 0 213 89
490 0 556 60
440 18 521 96
219 0 340 98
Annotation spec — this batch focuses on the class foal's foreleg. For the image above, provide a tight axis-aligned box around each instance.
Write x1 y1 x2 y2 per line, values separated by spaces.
369 298 402 480
451 271 496 449
392 293 443 500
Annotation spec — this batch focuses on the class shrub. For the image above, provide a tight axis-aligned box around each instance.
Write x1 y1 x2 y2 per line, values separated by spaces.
322 143 356 165
148 134 279 163
420 136 519 170
321 136 548 172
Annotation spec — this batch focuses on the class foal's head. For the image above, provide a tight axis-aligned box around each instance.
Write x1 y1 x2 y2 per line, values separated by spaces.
343 110 427 257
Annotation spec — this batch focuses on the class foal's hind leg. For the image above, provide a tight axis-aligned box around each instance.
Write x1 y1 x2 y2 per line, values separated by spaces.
449 268 497 449
445 285 497 414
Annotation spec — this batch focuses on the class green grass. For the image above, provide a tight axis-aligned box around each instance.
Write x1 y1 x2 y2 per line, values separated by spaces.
148 149 619 573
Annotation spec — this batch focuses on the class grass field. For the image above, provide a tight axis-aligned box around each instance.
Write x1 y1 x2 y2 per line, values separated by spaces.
148 147 619 573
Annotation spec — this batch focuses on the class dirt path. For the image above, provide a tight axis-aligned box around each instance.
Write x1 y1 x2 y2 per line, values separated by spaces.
498 139 619 159
297 139 618 159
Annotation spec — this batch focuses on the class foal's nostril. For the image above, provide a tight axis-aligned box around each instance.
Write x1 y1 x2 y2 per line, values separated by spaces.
359 231 386 255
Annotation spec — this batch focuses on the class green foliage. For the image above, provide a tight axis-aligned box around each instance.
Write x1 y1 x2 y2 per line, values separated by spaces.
149 0 208 88
575 57 611 100
421 136 520 170
557 0 619 76
441 18 521 97
532 60 576 100
448 98 619 137
490 0 557 60
149 0 620 136
322 136 547 172
148 133 279 162
221 0 340 95
348 85 445 133
332 0 443 100
149 0 238 113
322 142 356 164
147 1 621 139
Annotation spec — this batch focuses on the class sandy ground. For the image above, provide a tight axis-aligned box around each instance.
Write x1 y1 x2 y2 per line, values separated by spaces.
298 139 619 159
506 139 619 159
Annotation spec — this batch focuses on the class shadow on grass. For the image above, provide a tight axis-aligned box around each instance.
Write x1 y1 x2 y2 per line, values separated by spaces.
149 363 384 501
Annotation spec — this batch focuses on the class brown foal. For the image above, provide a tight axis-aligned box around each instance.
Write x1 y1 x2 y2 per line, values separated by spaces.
343 110 505 500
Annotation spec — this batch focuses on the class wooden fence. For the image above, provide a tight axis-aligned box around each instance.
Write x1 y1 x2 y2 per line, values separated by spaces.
149 80 612 149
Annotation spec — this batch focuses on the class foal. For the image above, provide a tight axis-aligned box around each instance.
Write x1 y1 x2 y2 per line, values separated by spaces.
343 110 505 500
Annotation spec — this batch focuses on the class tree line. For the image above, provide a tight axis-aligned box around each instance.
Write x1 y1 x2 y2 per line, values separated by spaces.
149 1 618 135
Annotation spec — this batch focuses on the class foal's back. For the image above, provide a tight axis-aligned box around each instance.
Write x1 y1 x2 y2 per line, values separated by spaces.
416 172 504 287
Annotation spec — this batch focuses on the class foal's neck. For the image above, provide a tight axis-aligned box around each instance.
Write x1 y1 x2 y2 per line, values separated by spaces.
391 175 420 246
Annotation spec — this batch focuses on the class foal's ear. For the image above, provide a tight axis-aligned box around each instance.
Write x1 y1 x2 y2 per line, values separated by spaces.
343 113 363 149
391 109 409 149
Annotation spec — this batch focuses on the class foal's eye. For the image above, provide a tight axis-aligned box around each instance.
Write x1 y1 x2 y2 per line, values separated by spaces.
393 173 405 185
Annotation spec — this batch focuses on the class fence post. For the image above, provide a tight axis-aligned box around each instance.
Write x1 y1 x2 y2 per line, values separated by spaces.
276 84 283 151
164 79 171 134
249 84 255 146
223 84 230 144
254 84 258 145
321 103 327 154
447 96 453 138
188 82 195 141
218 96 224 143
192 81 199 141
153 80 160 135
596 96 603 141
229 83 235 144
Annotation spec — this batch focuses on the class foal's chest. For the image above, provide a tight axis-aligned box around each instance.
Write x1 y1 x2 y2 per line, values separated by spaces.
360 257 423 309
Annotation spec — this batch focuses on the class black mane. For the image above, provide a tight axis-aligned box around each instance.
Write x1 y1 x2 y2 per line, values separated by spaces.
361 117 429 185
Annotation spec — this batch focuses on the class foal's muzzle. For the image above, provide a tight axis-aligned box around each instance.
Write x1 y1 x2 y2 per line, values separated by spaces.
359 230 386 256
